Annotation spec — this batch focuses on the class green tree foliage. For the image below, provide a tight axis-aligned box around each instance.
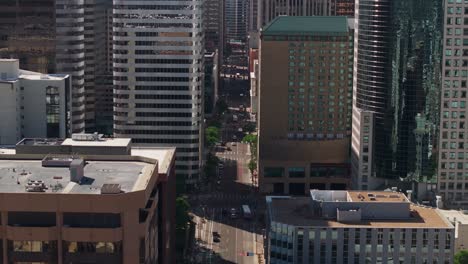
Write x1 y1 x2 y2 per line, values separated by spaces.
455 250 468 264
205 126 220 148
248 159 257 174
243 122 256 133
175 197 191 231
242 134 257 145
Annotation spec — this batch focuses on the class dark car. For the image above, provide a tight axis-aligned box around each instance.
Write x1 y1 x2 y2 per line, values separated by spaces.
213 231 220 237
213 236 220 243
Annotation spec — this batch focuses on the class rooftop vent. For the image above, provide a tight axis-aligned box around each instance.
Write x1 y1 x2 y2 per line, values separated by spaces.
72 132 103 141
69 159 84 183
101 184 122 194
25 180 47 192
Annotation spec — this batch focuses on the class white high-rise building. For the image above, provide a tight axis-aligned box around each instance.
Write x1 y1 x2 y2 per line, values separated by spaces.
113 0 204 188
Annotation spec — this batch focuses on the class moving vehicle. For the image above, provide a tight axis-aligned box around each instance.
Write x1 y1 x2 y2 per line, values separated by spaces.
242 205 252 219
233 115 238 122
230 208 238 219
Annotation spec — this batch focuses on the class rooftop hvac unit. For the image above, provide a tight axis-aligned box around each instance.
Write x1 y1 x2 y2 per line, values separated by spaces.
25 180 47 192
72 132 103 141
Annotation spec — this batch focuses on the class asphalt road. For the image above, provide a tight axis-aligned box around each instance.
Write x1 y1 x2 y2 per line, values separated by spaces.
189 76 263 264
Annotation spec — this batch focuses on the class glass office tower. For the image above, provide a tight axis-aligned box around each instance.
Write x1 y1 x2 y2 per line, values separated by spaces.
352 0 443 189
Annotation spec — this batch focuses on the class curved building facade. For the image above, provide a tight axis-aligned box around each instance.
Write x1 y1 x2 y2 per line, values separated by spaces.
56 0 86 133
352 0 443 189
113 0 204 189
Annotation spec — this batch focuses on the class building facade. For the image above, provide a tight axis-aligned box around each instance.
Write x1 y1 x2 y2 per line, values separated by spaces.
113 0 204 189
225 0 249 44
258 17 353 195
56 0 86 133
0 59 70 144
83 0 113 133
352 0 443 190
0 0 56 74
258 0 355 30
266 191 455 264
438 0 468 208
204 0 224 64
1 136 176 264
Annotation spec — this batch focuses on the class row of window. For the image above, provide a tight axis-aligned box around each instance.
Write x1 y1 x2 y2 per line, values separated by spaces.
264 166 348 178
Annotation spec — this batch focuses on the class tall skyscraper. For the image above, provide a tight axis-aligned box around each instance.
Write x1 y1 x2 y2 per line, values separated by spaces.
258 0 355 30
225 0 249 44
258 16 354 195
204 0 224 63
352 0 443 191
0 0 56 73
56 0 86 133
113 0 204 190
84 0 113 133
438 0 468 207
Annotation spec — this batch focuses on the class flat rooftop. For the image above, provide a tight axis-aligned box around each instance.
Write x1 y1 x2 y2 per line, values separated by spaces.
269 197 452 228
439 209 468 224
62 138 131 147
0 159 152 194
262 16 349 37
348 191 409 203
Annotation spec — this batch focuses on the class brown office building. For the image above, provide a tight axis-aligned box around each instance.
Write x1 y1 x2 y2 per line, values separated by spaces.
258 16 354 195
0 135 175 264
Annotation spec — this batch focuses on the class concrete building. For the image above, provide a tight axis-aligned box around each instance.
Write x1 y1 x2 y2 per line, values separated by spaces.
55 0 86 133
439 209 468 253
438 0 468 208
258 17 354 195
112 0 204 190
0 135 176 264
0 59 70 145
352 0 443 191
0 0 114 134
0 0 56 74
266 190 455 264
258 0 355 30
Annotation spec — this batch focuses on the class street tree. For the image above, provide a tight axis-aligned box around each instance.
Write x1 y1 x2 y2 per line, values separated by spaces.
205 126 220 148
175 197 191 231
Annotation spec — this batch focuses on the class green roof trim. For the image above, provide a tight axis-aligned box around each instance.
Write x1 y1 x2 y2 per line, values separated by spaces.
262 16 349 37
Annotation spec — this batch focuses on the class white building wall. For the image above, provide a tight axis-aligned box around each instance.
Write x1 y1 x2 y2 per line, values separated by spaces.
268 222 455 264
0 81 20 144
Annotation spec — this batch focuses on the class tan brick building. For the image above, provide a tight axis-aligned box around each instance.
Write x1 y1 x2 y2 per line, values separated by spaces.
0 136 175 264
258 16 354 195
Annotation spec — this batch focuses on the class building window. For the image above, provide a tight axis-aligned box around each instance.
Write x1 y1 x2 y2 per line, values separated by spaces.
264 167 284 177
288 167 305 178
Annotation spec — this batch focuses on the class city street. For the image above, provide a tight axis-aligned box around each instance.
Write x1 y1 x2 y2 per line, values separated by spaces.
189 75 264 264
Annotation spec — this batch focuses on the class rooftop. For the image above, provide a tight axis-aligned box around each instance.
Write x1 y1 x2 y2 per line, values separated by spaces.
439 209 468 225
268 197 452 228
262 16 349 37
62 138 131 147
0 159 151 194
